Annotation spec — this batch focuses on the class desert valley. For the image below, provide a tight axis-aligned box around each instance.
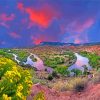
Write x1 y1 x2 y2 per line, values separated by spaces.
0 43 100 100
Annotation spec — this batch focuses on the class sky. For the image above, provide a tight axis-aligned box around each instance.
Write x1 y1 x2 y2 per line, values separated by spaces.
0 0 100 48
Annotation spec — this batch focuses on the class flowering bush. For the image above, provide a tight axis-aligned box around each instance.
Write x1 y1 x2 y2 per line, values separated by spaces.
0 57 32 100
33 91 46 100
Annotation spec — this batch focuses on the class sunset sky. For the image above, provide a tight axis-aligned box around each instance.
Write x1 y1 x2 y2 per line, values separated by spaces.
0 0 100 48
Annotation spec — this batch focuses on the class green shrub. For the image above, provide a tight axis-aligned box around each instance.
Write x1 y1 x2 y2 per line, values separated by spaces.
54 57 64 64
44 59 57 68
80 51 100 69
47 74 53 81
71 69 82 76
55 66 70 76
44 57 65 68
52 71 59 78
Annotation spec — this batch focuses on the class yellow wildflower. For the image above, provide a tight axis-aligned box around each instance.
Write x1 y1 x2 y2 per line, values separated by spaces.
2 94 11 100
12 66 17 72
16 92 22 98
5 71 12 77
10 79 12 83
17 84 23 91
22 96 26 100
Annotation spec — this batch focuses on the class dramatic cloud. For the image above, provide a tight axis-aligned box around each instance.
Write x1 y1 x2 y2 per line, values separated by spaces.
26 6 59 28
17 2 60 28
0 0 100 47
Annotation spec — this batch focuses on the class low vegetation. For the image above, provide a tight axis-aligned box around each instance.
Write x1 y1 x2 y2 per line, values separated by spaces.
55 66 70 76
52 77 87 92
71 69 83 76
0 49 13 59
10 49 29 62
80 51 100 70
44 51 75 69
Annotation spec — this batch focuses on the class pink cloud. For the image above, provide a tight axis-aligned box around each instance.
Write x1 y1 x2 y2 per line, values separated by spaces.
0 13 15 22
0 13 15 28
10 32 21 38
74 38 81 44
66 18 94 33
62 32 89 44
0 22 9 28
75 18 94 33
17 3 24 11
62 18 94 43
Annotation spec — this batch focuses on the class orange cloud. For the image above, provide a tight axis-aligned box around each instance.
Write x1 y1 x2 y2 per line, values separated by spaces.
26 9 51 28
25 5 59 28
17 3 60 28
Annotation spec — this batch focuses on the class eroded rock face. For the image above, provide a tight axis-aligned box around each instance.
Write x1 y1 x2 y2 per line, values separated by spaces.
28 84 100 100
27 84 71 100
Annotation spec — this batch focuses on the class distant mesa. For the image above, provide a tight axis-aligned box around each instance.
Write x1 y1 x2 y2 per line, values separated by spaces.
39 41 74 46
38 41 100 46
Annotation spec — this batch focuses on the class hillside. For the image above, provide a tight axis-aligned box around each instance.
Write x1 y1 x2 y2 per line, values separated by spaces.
28 83 100 100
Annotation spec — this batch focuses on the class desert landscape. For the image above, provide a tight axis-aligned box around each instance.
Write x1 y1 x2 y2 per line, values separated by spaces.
0 0 100 100
0 43 100 100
